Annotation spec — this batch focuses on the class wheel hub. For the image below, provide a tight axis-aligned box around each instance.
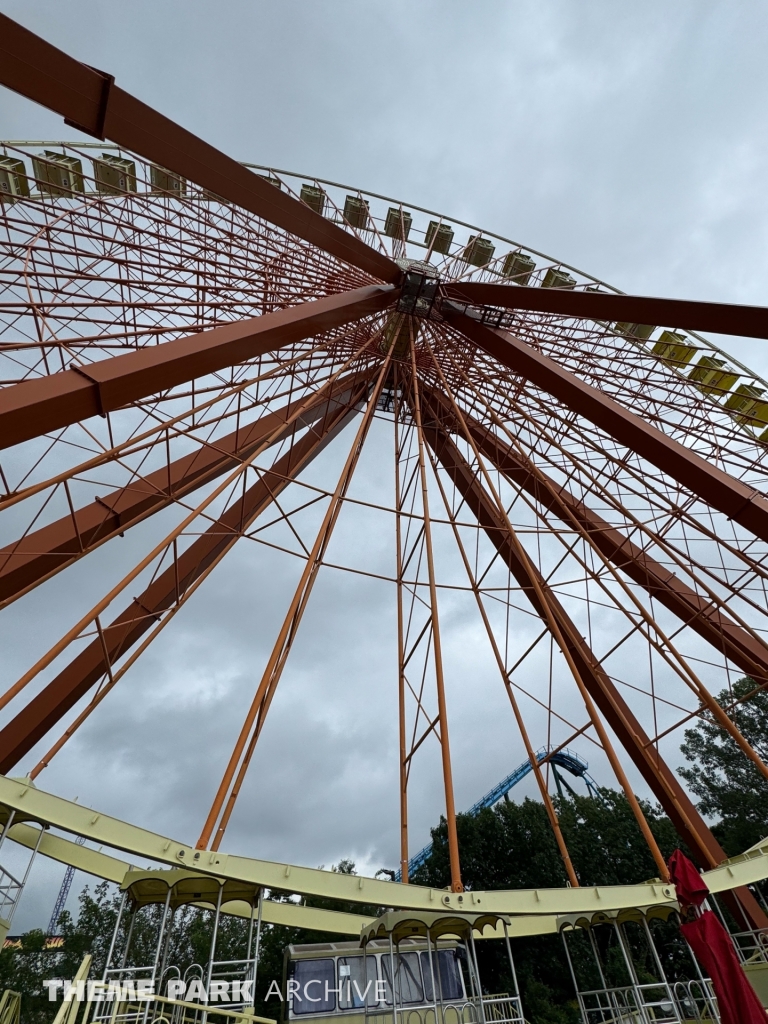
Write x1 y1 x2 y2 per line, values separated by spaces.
395 258 440 318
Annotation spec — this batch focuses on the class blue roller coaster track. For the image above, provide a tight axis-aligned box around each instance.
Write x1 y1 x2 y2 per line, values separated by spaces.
47 834 85 934
394 746 601 882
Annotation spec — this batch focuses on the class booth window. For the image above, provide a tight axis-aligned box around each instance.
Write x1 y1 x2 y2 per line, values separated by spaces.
291 958 336 1015
337 956 379 1009
420 950 464 1002
382 951 424 1005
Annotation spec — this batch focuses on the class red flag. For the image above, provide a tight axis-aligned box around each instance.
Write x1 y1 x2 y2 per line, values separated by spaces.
668 848 709 907
669 850 767 1023
681 911 767 1024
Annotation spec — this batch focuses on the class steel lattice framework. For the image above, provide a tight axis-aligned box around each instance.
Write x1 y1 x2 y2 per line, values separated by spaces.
4 13 768 932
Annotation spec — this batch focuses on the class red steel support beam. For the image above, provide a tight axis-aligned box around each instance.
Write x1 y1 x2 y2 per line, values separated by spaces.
447 308 768 546
0 284 395 449
422 385 768 684
0 376 363 607
446 282 768 341
0 382 365 772
0 15 399 284
419 395 767 926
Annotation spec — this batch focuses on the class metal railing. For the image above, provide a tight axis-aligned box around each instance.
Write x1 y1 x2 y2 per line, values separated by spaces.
478 994 525 1024
576 981 683 1024
671 980 720 1022
364 994 524 1024
51 956 274 1024
87 993 271 1024
0 991 21 1024
729 926 768 964
205 958 258 1010
365 1001 476 1024
0 865 22 925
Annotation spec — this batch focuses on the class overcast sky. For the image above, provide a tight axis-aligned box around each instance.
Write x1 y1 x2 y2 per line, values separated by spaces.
4 0 768 932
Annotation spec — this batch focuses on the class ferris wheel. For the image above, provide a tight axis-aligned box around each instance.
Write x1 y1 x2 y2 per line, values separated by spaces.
4 13 768 940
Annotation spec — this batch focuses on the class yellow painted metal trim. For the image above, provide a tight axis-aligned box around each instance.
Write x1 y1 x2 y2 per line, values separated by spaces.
221 899 374 936
51 955 91 1024
0 989 21 1024
9 822 129 882
0 777 679 916
703 841 768 894
7 777 768 921
9 823 558 938
8 822 372 936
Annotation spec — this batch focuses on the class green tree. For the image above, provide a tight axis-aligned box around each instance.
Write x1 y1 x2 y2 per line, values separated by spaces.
0 930 53 1024
412 789 685 1024
0 882 126 1024
556 789 681 886
679 676 768 856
